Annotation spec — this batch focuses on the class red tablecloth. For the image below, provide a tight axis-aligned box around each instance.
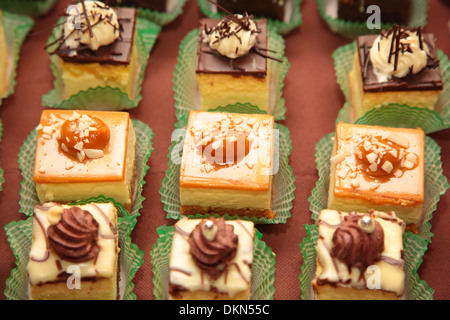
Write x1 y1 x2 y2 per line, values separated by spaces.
0 0 449 300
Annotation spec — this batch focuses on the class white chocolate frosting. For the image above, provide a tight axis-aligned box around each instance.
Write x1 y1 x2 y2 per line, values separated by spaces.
370 26 429 82
64 1 120 51
169 218 255 298
314 209 406 296
27 202 118 286
203 14 258 59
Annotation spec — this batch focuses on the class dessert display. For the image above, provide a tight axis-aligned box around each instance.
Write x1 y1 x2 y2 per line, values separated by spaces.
47 1 139 101
196 13 282 113
27 202 119 300
179 111 275 219
328 122 425 226
349 25 443 120
0 10 8 98
215 0 291 22
337 0 411 25
168 217 255 300
312 209 406 300
33 109 137 211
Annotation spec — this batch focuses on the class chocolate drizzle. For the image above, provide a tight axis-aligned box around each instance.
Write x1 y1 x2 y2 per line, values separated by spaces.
188 218 238 279
47 207 100 263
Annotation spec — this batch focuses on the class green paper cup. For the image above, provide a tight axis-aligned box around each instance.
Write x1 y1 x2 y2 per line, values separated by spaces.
151 224 276 300
197 0 303 35
173 26 290 121
18 119 154 217
42 17 161 111
121 0 188 26
333 42 450 134
0 0 57 17
317 0 428 40
298 223 434 300
0 11 34 105
4 197 144 300
160 115 295 224
308 132 449 243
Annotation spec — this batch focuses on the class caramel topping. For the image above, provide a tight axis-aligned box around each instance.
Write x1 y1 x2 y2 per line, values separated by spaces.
47 207 100 263
331 215 384 271
355 135 418 179
188 218 238 279
59 115 110 161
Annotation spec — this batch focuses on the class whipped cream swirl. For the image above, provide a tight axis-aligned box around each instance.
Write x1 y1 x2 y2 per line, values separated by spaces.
369 26 429 82
203 14 258 59
64 1 120 51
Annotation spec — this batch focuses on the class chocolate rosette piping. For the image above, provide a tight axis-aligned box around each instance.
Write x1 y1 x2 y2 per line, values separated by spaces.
188 218 238 279
331 215 384 270
47 207 100 263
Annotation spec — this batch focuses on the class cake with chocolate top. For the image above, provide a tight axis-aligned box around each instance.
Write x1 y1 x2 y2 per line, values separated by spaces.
312 209 406 300
179 111 275 219
328 122 425 226
337 0 411 25
349 25 443 120
169 217 255 300
27 202 119 300
48 1 139 100
33 109 136 211
196 13 280 113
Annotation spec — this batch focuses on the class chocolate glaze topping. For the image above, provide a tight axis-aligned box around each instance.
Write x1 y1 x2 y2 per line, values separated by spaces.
53 6 137 65
357 30 443 92
188 218 238 279
331 215 384 271
47 207 100 263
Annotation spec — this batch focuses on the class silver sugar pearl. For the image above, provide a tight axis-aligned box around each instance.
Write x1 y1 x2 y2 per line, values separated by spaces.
358 216 375 233
202 220 217 241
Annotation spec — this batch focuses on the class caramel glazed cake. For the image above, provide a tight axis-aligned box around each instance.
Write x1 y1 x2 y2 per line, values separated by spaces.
27 202 119 300
169 217 255 300
350 25 443 120
312 209 406 300
47 1 139 100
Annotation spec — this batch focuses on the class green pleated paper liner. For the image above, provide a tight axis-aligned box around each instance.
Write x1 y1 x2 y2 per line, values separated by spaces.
333 42 450 134
18 119 154 217
298 223 433 300
0 0 57 17
42 16 161 111
308 132 449 244
160 115 295 224
0 11 34 105
4 198 144 300
151 224 276 300
197 0 303 35
317 0 428 40
173 26 290 121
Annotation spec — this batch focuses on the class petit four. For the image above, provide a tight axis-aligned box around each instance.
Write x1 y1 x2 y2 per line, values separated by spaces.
196 14 278 113
169 217 255 300
349 25 443 120
312 209 406 300
337 0 411 25
50 1 139 100
179 111 275 219
33 110 136 211
328 122 424 225
27 202 119 300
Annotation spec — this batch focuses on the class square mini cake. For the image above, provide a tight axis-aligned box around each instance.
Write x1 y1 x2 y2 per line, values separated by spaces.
337 0 411 25
27 202 119 300
169 217 255 300
179 111 275 219
33 109 136 211
349 25 443 120
196 15 272 113
51 1 139 99
328 122 424 225
312 209 406 300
